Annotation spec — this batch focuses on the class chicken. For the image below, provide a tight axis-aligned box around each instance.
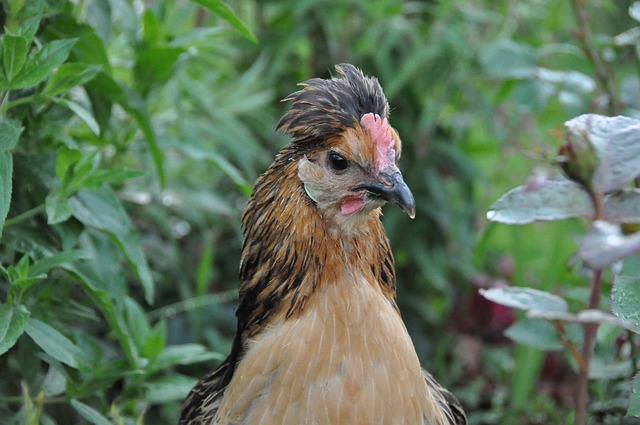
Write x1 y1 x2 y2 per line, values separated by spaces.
179 64 466 425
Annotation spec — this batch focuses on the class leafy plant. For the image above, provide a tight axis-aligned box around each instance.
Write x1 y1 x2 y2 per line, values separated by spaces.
483 113 640 424
0 0 255 423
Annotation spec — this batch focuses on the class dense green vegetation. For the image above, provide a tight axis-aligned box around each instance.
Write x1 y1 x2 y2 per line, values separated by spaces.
1 0 640 423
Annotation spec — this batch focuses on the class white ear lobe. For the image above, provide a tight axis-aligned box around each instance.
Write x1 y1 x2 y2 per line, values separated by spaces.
298 155 322 204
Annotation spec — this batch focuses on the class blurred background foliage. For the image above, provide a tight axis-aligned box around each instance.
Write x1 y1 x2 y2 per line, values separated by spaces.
1 0 639 423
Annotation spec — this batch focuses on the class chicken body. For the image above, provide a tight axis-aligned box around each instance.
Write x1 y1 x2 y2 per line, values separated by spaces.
180 64 466 425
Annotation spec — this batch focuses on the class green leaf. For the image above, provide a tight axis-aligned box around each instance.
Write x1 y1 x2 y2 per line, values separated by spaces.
87 73 165 185
191 0 257 43
0 118 23 238
30 249 91 276
15 15 41 45
70 399 112 425
612 275 640 334
0 116 23 150
44 63 101 96
629 372 640 416
25 318 85 369
151 343 223 371
487 180 593 224
124 297 150 351
134 46 184 94
479 287 568 314
0 152 14 239
580 221 640 271
0 304 30 356
53 98 100 135
69 187 155 303
45 190 73 224
145 374 198 404
504 319 563 351
81 168 145 190
43 17 110 69
11 38 77 89
3 34 29 81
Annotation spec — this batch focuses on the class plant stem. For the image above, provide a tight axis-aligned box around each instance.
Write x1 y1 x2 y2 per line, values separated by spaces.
3 204 46 228
576 269 603 425
554 321 586 372
570 0 621 115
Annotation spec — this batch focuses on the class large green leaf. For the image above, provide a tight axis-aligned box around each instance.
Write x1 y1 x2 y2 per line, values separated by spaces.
504 319 563 351
87 73 164 185
70 399 112 425
44 62 102 96
486 180 593 224
134 46 185 94
69 187 155 303
191 0 257 43
0 117 23 238
10 38 77 89
3 34 29 81
0 304 30 356
25 318 85 369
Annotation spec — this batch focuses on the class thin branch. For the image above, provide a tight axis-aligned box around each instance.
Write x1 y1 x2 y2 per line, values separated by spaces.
576 269 603 425
3 204 46 228
554 321 586 373
570 0 621 115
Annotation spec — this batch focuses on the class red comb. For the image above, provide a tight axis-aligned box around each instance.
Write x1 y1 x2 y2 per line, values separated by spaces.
360 113 396 171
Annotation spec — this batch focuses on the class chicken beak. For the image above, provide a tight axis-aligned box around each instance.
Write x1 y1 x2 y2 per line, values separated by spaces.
355 171 416 219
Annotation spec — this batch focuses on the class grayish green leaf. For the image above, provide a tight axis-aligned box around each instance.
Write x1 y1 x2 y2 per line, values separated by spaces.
479 287 568 313
191 0 257 43
25 318 84 369
536 68 595 93
44 63 102 96
527 308 623 326
631 2 640 22
70 399 112 425
612 275 640 334
565 114 640 193
486 180 593 224
70 187 155 303
629 372 640 416
604 189 640 223
3 34 29 81
0 304 30 356
504 319 563 351
580 221 640 270
479 39 537 79
11 39 77 89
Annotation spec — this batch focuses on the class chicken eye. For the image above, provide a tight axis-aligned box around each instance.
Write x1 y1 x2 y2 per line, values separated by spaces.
328 152 349 171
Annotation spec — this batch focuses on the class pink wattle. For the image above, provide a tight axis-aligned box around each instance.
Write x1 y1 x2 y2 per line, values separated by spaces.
341 195 365 215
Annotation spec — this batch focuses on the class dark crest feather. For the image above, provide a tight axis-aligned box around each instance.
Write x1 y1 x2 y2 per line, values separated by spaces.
277 64 389 142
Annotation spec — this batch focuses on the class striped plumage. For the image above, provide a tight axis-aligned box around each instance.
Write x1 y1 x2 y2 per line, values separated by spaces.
180 64 466 425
